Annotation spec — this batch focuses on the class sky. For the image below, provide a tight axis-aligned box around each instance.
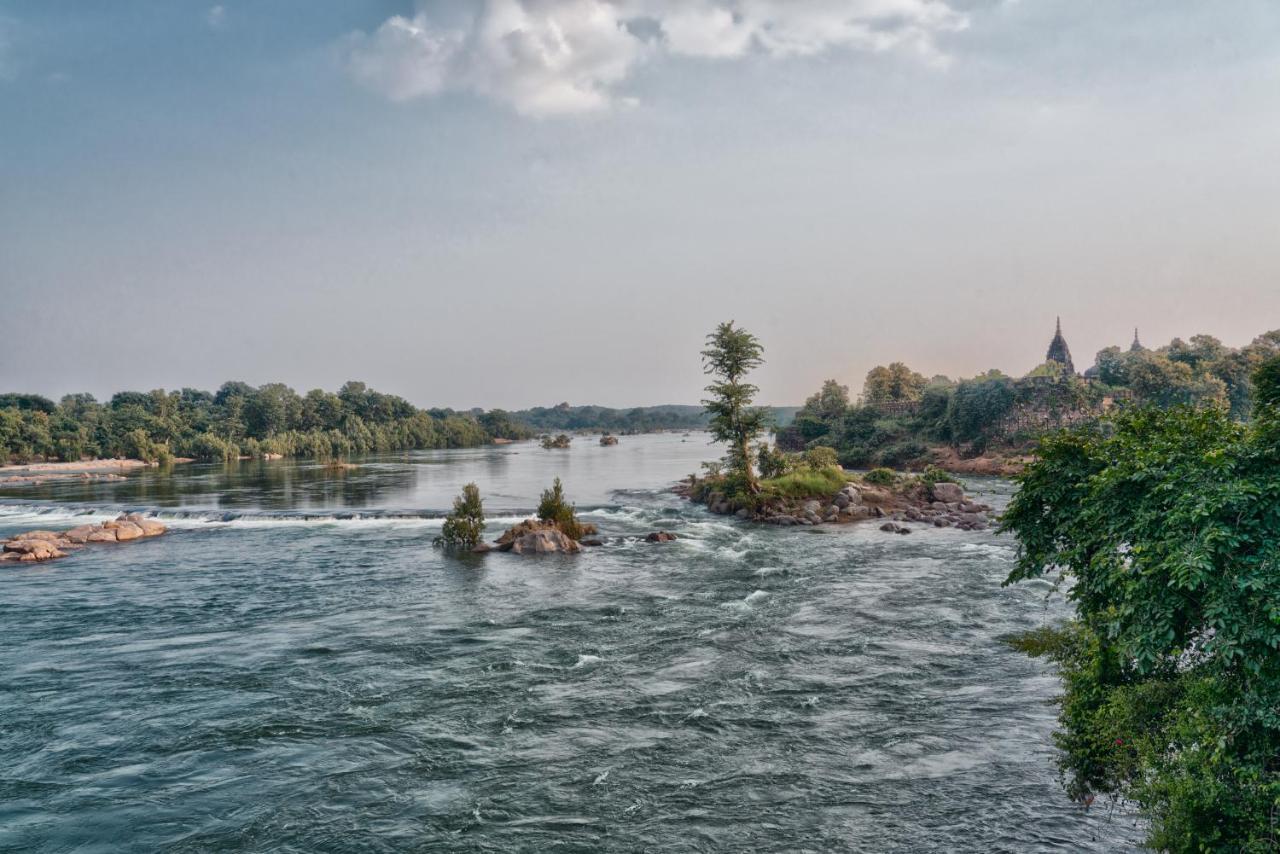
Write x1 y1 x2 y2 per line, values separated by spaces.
2 0 1279 409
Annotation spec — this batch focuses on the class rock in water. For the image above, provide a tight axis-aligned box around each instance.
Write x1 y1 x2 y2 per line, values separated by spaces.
645 532 678 543
509 529 582 554
1 514 167 564
930 482 964 503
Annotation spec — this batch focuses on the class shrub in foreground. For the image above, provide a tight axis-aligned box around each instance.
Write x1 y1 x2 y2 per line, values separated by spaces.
436 483 485 549
1001 358 1280 851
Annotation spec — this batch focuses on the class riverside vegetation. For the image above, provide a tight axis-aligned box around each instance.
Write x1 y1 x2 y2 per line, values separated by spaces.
1002 355 1280 852
685 322 993 531
0 381 532 465
776 327 1280 471
0 386 785 467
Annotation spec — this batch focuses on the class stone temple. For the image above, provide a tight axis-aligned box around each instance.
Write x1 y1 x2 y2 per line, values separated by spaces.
1045 316 1075 374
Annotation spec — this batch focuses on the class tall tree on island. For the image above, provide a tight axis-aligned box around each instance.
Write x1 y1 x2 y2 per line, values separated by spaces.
701 321 767 495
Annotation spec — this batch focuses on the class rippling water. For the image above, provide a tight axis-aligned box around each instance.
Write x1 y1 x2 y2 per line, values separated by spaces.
0 434 1144 851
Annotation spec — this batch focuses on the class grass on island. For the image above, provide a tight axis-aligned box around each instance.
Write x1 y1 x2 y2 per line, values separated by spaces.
758 465 849 499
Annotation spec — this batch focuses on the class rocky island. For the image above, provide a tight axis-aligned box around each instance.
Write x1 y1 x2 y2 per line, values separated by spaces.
2 513 168 563
679 467 993 533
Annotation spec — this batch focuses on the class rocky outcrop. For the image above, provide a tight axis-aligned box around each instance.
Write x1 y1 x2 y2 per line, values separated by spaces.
599 435 619 446
493 519 583 554
680 475 995 532
1 513 167 564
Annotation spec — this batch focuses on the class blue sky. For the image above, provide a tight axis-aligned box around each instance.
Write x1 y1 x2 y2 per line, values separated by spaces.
3 1 1279 408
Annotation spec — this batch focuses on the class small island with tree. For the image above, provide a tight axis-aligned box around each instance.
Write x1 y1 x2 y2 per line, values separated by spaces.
681 321 993 532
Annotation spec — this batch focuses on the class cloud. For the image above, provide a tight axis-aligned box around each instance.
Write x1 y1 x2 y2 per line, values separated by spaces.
345 0 967 116
206 5 227 30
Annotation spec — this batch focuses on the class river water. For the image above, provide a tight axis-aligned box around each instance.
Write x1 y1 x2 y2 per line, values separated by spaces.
0 433 1144 852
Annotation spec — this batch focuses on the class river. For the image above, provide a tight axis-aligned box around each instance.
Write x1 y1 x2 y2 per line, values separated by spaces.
0 433 1143 852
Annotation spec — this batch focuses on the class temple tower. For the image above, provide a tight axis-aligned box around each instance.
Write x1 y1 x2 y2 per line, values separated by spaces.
1045 317 1075 374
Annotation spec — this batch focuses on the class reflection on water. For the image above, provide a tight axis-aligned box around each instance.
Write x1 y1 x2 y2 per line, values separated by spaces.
0 434 722 514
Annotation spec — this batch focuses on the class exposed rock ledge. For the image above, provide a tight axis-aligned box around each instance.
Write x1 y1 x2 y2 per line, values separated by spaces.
2 513 168 563
677 477 994 532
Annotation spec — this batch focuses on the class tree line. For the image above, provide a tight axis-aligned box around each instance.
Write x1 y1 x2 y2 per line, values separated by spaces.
0 381 533 464
777 328 1280 466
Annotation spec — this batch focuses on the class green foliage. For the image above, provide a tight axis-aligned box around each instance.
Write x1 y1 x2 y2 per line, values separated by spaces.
863 362 927 404
436 482 486 549
537 477 584 541
0 381 515 464
701 321 768 494
540 434 572 449
946 374 1016 446
919 465 958 487
863 467 897 486
759 466 847 499
756 443 794 479
1002 401 1280 851
1251 355 1280 414
800 445 839 470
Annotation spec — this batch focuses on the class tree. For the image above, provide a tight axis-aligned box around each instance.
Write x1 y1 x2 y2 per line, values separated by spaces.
437 483 486 549
1128 352 1227 408
537 477 583 540
862 362 927 404
1092 345 1132 386
946 374 1016 446
701 321 768 495
1001 356 1280 851
803 379 849 422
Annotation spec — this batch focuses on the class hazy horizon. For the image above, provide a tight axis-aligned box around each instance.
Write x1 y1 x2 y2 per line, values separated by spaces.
4 1 1278 409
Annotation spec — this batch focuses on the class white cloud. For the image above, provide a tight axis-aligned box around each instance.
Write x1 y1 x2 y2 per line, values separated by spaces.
345 0 967 116
206 5 227 30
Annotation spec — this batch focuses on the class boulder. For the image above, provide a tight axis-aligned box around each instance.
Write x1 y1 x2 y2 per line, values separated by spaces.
136 518 167 537
931 482 964 503
86 529 119 543
802 500 823 516
581 538 604 547
645 531 678 543
471 543 494 554
114 522 144 542
63 526 96 544
510 529 582 554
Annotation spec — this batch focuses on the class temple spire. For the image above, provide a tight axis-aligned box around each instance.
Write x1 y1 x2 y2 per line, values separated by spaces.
1045 317 1075 374
1130 327 1143 352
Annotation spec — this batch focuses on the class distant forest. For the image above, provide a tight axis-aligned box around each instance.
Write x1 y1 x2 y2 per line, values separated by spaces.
505 402 798 433
0 382 796 465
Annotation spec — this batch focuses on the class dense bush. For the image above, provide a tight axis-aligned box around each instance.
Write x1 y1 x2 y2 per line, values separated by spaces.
1001 357 1280 850
437 483 486 549
800 446 839 470
537 477 585 541
756 443 794 479
863 467 897 486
